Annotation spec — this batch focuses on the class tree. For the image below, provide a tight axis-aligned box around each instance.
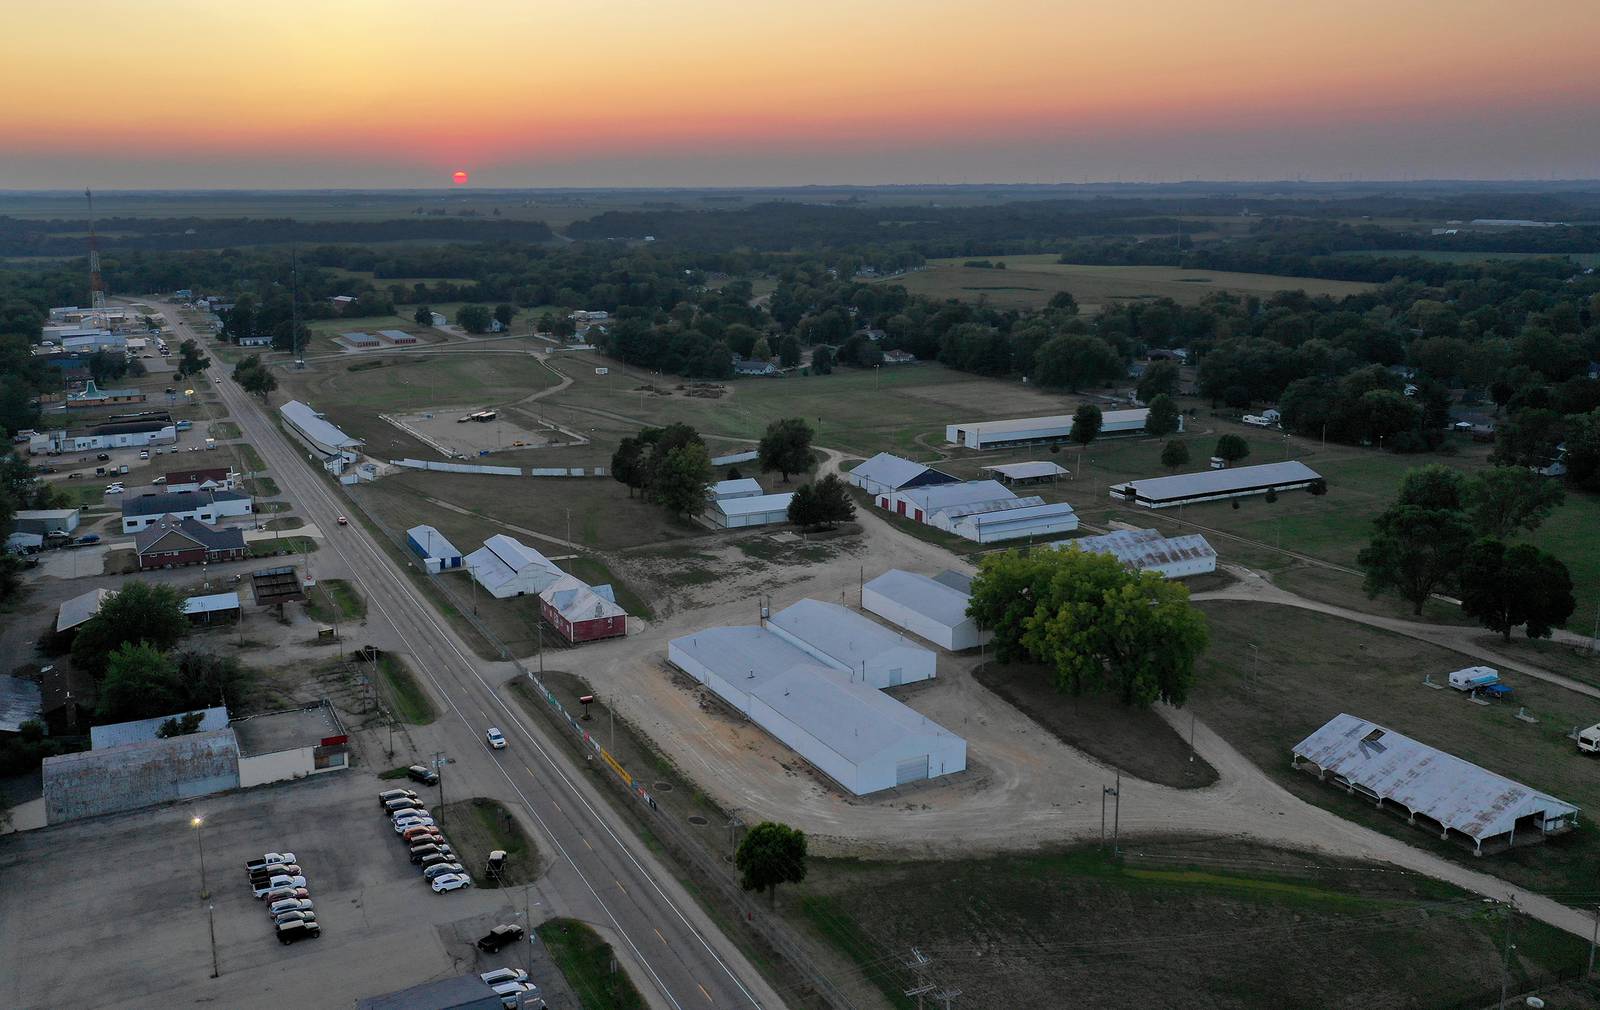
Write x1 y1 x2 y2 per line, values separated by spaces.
610 436 647 497
812 473 855 526
1144 394 1181 437
232 354 277 398
786 483 819 528
735 821 807 908
493 304 517 330
1458 539 1576 642
414 305 434 327
71 582 188 677
178 339 210 376
1161 439 1191 472
758 418 814 483
1047 290 1079 313
1069 404 1102 448
1137 360 1181 403
1357 505 1474 615
777 335 802 368
1463 467 1565 540
97 642 183 721
456 304 492 334
968 549 1208 707
1214 433 1249 465
1395 464 1466 513
810 345 835 375
1034 334 1122 389
750 335 773 362
650 442 712 517
158 711 207 738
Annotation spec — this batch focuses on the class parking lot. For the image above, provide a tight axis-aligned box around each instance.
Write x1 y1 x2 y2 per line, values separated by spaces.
0 770 569 1009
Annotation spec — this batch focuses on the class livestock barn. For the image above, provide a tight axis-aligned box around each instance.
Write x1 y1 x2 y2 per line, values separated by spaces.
861 569 992 651
766 598 936 687
846 452 959 497
1055 528 1218 578
1109 460 1323 509
945 408 1166 449
538 575 628 644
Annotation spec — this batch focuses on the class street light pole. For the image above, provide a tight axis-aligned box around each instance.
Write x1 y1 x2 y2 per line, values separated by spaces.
192 815 209 899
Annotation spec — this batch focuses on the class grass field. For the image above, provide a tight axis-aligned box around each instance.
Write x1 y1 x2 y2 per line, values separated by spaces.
793 841 1596 1010
248 535 318 558
378 653 436 725
1190 602 1600 898
876 256 1376 311
303 579 365 625
434 797 540 887
536 918 647 1010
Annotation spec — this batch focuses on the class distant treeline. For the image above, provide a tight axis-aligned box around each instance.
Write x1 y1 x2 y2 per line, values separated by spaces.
0 216 554 256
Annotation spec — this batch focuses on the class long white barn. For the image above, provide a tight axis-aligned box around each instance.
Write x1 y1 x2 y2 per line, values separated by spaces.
946 408 1166 450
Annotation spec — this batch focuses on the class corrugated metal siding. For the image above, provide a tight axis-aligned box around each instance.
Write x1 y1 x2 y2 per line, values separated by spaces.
43 730 240 824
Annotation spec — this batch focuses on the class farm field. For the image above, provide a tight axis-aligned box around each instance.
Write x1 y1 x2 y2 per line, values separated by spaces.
876 256 1376 311
794 840 1596 1010
1191 602 1600 898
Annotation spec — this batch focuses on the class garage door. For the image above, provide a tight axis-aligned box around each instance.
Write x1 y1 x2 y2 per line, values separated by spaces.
895 755 929 786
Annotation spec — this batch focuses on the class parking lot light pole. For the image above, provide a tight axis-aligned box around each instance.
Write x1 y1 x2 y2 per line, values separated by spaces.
191 815 209 899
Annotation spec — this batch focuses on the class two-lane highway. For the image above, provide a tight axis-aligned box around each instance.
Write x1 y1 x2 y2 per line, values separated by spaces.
186 312 785 1010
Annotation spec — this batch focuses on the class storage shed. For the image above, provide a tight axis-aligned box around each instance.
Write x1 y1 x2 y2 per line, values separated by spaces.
1109 460 1322 508
13 508 80 536
862 569 992 651
707 478 763 501
1291 713 1579 855
949 500 1079 543
464 534 563 598
1056 528 1217 578
667 626 966 795
710 492 794 528
846 452 959 496
406 524 464 574
981 461 1069 485
766 599 936 687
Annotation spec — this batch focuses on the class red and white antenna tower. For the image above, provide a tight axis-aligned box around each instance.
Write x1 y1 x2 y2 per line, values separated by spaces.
85 188 107 326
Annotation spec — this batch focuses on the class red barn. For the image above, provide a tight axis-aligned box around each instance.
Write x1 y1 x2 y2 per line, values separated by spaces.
538 575 628 644
134 515 247 570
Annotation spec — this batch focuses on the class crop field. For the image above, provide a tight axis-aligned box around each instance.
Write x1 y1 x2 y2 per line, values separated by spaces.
1191 602 1600 898
877 256 1376 311
794 840 1596 1010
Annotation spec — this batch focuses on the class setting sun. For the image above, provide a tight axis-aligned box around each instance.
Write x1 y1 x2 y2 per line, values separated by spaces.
452 170 468 185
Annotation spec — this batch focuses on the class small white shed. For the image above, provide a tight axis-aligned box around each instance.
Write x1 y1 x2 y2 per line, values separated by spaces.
710 492 794 528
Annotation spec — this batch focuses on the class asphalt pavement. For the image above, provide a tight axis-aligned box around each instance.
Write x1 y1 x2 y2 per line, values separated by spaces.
191 313 785 1010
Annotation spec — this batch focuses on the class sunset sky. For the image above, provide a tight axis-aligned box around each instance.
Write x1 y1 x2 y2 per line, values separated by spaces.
3 0 1598 188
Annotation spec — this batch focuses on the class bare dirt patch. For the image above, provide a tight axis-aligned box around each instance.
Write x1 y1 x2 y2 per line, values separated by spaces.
973 661 1219 789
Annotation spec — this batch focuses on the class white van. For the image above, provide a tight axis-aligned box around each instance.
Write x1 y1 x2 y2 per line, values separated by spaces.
1578 724 1600 754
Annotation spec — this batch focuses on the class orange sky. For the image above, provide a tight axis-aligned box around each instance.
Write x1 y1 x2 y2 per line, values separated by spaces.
3 0 1598 186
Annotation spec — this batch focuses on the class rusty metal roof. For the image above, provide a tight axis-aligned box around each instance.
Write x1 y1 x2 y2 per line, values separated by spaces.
1059 529 1216 570
1292 713 1578 842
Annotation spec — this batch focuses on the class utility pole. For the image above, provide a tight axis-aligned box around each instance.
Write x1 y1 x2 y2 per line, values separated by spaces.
902 949 934 1010
1588 904 1599 977
433 750 446 828
1102 772 1121 856
1499 894 1517 1010
207 903 220 978
935 987 962 1010
191 815 209 899
565 508 572 547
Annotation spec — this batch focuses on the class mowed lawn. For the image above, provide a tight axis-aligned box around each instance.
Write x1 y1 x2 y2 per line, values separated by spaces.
876 256 1375 311
1191 602 1600 899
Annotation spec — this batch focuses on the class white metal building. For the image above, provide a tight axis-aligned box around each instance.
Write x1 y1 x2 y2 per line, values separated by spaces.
861 570 992 651
278 400 364 459
879 479 1015 523
464 534 563 598
707 478 764 501
710 492 794 528
981 461 1069 484
1109 460 1322 509
1292 713 1579 854
667 626 966 795
846 452 959 496
1056 528 1217 578
766 599 936 687
120 489 254 533
946 408 1167 449
406 524 464 574
950 500 1079 543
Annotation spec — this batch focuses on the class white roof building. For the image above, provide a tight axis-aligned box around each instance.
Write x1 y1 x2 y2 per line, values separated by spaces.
846 452 958 496
183 591 242 620
861 570 991 651
946 408 1163 449
710 492 794 529
707 478 764 501
1292 713 1578 854
981 461 1070 483
1109 461 1322 509
406 525 464 574
766 599 935 688
278 400 363 458
1055 528 1217 578
667 626 965 795
56 588 114 633
464 534 563 598
90 705 231 750
949 500 1078 543
883 479 1017 523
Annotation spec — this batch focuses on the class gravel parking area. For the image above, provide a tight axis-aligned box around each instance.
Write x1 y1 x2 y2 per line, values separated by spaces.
0 771 555 1009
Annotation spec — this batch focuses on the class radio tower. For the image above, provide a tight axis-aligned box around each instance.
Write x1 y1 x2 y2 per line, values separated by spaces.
85 188 108 328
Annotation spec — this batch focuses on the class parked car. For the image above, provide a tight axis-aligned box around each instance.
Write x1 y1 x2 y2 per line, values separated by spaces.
476 924 524 953
401 826 443 844
258 885 310 903
95 453 110 461
247 852 299 873
393 816 435 833
423 862 465 881
418 851 458 871
486 727 507 750
248 864 301 883
491 981 536 998
431 873 472 893
277 920 321 945
377 789 418 807
407 765 439 786
104 485 125 495
66 472 81 479
389 807 428 823
74 534 101 546
385 797 424 814
272 910 317 927
253 875 307 898
152 476 166 484
481 968 529 986
267 898 313 917
409 844 450 864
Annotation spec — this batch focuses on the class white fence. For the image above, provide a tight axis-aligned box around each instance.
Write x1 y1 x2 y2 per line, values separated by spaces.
389 458 609 478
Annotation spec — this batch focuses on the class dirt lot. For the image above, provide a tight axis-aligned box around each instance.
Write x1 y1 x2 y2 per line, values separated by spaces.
387 407 577 458
791 840 1598 1010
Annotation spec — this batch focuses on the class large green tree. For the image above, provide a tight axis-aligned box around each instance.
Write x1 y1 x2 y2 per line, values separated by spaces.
735 821 808 908
1069 404 1102 449
968 549 1209 707
650 442 712 517
232 354 277 398
1458 539 1576 642
456 304 492 334
1357 505 1474 615
1137 360 1181 403
1034 334 1122 389
71 582 188 677
758 418 814 483
177 338 210 376
1463 467 1565 540
1214 433 1249 465
1160 439 1191 473
97 643 183 721
1144 393 1181 437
